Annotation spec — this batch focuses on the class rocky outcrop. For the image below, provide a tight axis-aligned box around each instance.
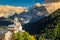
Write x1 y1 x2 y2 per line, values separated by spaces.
34 3 41 8
8 3 49 24
42 2 60 13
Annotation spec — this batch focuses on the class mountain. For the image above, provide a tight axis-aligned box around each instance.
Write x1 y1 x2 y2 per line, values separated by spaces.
9 3 49 24
0 17 14 26
23 8 60 34
0 3 59 27
0 3 60 36
42 2 60 13
38 8 60 40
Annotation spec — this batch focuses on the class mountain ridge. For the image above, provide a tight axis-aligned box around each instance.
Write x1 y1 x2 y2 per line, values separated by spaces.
23 8 60 34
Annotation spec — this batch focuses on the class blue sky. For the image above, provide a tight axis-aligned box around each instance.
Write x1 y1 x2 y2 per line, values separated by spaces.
0 0 44 7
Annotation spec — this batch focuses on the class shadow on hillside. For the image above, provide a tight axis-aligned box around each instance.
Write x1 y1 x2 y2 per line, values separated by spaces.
23 9 60 35
23 15 51 35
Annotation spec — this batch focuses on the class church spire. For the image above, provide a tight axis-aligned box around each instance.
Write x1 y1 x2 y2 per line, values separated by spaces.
14 16 19 24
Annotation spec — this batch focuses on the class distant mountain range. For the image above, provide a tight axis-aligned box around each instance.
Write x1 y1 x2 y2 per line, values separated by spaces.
8 5 49 24
0 3 60 27
23 8 60 34
43 2 60 13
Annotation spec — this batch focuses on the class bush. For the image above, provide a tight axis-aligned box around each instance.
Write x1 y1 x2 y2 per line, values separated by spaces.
17 32 24 40
12 32 35 40
23 32 35 40
11 32 17 40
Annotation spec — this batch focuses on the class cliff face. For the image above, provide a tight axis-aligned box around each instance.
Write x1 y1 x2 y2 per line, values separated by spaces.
43 2 60 13
23 8 60 34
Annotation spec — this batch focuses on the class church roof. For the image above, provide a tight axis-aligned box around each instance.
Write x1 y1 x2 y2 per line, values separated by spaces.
8 24 15 27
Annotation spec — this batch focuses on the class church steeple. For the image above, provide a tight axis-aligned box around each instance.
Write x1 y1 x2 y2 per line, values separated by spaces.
14 13 19 25
14 15 23 31
8 13 25 33
14 16 19 24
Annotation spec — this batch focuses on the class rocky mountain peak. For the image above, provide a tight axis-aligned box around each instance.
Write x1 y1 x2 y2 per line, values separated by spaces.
34 3 41 8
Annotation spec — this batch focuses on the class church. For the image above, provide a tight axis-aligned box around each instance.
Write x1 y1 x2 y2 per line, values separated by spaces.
8 16 25 33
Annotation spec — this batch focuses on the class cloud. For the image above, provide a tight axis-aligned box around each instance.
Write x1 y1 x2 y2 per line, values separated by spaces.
0 5 25 17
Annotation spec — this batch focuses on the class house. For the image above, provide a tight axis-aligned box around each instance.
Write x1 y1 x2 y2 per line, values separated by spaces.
4 31 12 40
0 30 7 40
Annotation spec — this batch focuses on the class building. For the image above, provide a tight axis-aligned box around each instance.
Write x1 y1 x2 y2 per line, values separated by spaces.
4 31 12 40
8 17 25 33
0 16 25 40
3 17 25 40
0 30 7 40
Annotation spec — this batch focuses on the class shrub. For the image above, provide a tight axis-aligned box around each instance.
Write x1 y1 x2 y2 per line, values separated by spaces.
12 32 35 40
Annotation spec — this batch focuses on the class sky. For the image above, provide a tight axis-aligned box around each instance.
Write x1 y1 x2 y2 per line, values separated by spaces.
0 0 44 7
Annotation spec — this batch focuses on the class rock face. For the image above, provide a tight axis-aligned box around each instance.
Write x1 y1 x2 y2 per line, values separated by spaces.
8 3 49 24
0 3 49 26
34 3 41 7
23 8 60 34
43 2 60 13
0 3 49 34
